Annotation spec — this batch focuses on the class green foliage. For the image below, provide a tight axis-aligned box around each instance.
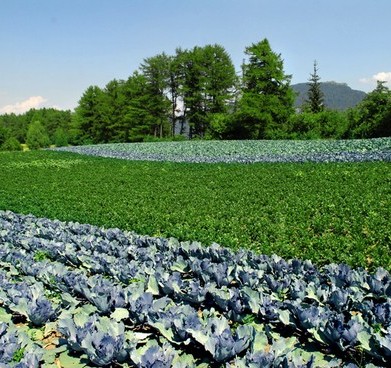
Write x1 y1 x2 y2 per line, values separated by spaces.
305 60 324 113
0 108 71 146
67 111 86 145
0 113 28 142
74 85 110 144
25 108 72 143
141 134 187 143
26 120 51 150
176 44 237 138
72 44 237 142
12 347 25 362
72 71 167 143
286 110 349 139
33 250 51 261
54 127 69 147
346 81 391 138
236 38 295 139
0 149 389 271
124 71 163 138
0 136 22 151
205 113 235 139
1 42 386 147
317 110 350 138
103 79 132 142
0 123 8 146
140 53 172 138
64 40 386 143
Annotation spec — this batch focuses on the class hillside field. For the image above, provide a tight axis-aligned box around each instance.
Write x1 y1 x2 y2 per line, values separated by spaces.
1 139 391 367
0 143 390 271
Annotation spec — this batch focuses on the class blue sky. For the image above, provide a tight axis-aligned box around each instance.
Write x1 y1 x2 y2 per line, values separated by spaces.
1 0 390 113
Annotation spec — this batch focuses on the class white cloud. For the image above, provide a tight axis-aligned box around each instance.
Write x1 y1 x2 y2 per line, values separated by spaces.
373 72 391 83
0 96 48 114
359 71 391 86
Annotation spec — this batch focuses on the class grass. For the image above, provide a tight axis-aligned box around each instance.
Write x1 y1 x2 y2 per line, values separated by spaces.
0 149 390 271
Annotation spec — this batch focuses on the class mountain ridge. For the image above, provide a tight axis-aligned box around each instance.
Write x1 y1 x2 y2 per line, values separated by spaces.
292 81 367 110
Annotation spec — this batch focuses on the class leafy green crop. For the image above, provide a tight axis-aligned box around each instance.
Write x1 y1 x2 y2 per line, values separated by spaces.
33 251 51 262
12 347 25 362
0 149 389 271
0 210 390 367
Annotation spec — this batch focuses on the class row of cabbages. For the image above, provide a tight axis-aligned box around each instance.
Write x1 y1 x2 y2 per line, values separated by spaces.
52 138 391 163
0 210 390 367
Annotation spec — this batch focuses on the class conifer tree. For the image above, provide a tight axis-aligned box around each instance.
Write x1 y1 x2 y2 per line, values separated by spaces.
306 60 324 113
237 38 295 139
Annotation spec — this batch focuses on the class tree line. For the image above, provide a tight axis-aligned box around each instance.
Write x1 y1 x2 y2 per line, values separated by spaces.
0 108 71 151
1 38 390 150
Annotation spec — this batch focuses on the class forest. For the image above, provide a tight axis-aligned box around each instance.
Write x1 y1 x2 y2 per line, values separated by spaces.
1 38 390 151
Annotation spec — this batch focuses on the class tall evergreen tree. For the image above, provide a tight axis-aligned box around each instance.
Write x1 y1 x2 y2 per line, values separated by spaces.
306 60 324 113
177 46 205 138
167 52 182 136
122 71 157 138
103 79 128 142
201 44 237 114
140 53 171 138
236 39 295 139
177 44 236 137
75 86 110 143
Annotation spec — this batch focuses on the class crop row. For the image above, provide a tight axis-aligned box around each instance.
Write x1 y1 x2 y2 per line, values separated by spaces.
1 150 390 271
0 210 390 367
52 138 391 164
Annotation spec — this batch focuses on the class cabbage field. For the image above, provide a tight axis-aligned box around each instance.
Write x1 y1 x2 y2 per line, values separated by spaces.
0 210 390 367
0 138 390 367
53 138 391 164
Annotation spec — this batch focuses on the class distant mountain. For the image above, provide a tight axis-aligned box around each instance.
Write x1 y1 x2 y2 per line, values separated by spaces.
292 81 367 111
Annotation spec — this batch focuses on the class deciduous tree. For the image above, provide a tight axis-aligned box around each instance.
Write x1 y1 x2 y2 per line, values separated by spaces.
347 81 391 138
26 120 50 149
1 137 22 151
54 127 69 147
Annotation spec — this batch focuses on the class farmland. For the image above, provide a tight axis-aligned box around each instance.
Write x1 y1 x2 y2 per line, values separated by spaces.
53 138 391 164
0 146 390 270
0 138 390 367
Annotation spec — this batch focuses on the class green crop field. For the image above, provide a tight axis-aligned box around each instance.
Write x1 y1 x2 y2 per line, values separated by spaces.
0 149 390 271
